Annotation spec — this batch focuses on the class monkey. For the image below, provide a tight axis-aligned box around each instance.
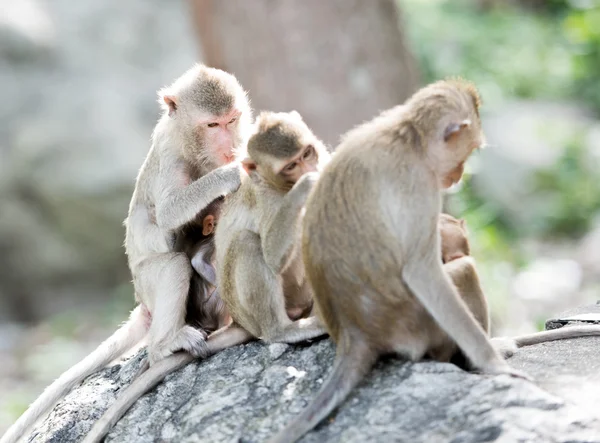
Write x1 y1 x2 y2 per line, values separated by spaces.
175 196 230 335
268 79 531 443
212 110 332 344
438 213 600 360
439 213 470 264
174 196 224 288
81 110 331 443
1 64 251 443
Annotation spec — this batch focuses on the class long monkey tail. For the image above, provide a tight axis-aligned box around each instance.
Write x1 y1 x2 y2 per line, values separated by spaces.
0 305 148 443
83 353 194 443
83 322 252 443
269 339 377 443
514 324 600 347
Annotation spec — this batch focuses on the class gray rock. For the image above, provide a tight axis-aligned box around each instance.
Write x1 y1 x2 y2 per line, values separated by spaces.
28 333 600 443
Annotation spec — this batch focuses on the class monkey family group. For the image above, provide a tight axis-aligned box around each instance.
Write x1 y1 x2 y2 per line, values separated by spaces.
5 64 599 443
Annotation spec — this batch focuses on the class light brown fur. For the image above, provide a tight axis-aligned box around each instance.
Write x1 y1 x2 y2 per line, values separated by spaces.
2 64 251 443
270 79 528 443
214 110 331 344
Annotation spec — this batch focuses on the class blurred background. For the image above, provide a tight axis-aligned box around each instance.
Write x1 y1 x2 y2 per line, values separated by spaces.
1 0 599 432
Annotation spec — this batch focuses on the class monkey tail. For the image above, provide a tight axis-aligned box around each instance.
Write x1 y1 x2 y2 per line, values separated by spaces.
1 305 148 443
269 339 377 443
514 324 600 347
83 353 193 443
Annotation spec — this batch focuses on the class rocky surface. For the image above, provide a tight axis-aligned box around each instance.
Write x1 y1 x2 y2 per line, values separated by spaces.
27 326 600 443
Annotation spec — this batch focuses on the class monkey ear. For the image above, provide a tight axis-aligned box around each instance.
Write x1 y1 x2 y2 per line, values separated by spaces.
241 158 257 175
444 119 471 142
202 215 215 236
459 219 467 228
163 95 178 117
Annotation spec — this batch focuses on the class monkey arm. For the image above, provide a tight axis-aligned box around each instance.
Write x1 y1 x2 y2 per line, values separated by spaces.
261 173 318 274
156 163 242 232
402 231 509 374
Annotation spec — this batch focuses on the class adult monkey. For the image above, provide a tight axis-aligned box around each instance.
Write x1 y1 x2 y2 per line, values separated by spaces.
1 64 251 443
270 79 528 443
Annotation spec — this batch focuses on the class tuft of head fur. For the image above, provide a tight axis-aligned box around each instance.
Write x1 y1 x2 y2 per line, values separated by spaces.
247 111 314 161
157 64 250 118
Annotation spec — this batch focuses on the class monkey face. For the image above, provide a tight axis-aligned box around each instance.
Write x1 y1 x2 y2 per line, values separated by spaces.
277 144 319 184
200 108 244 165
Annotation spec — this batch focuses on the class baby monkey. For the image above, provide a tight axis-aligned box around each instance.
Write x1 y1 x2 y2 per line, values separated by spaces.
83 111 330 443
174 196 230 335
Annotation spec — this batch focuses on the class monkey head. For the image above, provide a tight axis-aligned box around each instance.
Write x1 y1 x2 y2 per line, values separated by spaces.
439 213 471 264
198 196 224 237
158 64 252 168
242 111 329 191
403 78 485 189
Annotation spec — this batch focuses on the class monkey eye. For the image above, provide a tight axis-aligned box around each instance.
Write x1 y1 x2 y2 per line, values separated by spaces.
303 145 314 159
207 122 219 128
228 117 237 124
284 162 297 172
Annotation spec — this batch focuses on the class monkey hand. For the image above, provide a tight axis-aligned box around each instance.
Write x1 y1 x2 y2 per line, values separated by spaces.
216 162 244 195
294 171 320 194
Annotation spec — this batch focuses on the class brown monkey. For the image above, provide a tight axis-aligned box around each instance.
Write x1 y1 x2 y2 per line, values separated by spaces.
269 79 529 443
438 213 600 359
2 64 251 443
82 110 331 443
436 214 489 363
439 213 471 264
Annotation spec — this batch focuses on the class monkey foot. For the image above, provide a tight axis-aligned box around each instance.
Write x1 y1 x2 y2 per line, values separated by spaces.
148 326 209 364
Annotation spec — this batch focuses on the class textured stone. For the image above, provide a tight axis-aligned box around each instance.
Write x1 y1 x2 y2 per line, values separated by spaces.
28 334 600 443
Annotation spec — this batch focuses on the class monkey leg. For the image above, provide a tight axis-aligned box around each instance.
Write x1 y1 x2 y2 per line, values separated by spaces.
232 230 327 344
135 252 208 364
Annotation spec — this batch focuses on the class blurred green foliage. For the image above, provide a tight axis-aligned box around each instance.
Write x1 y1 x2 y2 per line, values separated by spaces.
403 0 600 247
402 0 600 110
533 137 600 237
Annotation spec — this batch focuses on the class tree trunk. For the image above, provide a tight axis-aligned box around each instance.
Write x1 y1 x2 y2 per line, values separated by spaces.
189 0 419 146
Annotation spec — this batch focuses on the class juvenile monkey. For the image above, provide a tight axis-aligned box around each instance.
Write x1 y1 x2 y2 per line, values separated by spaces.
439 213 470 264
436 213 489 363
82 111 331 443
213 110 331 343
438 213 600 359
1 64 251 443
270 79 527 443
